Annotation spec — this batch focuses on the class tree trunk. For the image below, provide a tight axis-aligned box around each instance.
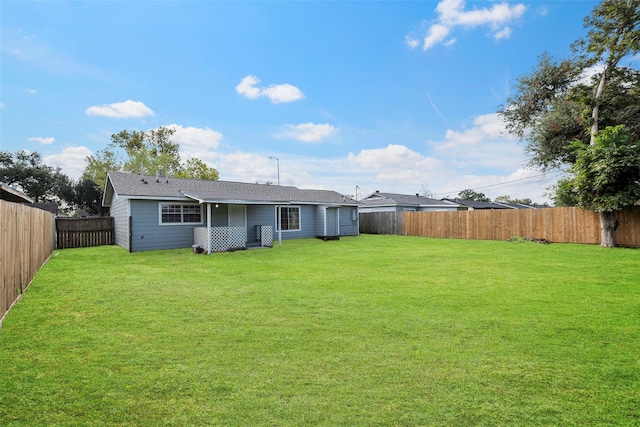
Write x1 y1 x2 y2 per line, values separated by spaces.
600 211 617 247
590 66 608 146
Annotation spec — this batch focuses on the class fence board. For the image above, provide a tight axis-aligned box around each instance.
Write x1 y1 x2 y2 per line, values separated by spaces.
361 207 640 247
56 217 114 249
1 201 55 325
359 212 402 235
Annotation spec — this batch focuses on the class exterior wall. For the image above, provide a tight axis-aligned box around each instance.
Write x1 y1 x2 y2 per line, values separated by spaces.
418 206 459 212
247 205 276 241
116 200 358 252
210 204 229 226
339 206 359 236
110 196 130 251
130 200 203 252
359 206 399 213
326 208 339 236
314 206 325 236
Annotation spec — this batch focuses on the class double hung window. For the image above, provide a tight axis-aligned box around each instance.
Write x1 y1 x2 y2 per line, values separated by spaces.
160 203 202 224
277 206 300 231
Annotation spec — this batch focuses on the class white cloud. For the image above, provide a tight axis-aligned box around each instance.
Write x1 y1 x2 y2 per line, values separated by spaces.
167 124 223 151
423 24 452 50
163 124 224 163
43 146 92 180
235 75 305 104
86 100 154 118
235 75 262 100
28 136 55 145
410 0 526 51
2 28 105 78
278 123 337 143
404 36 420 49
348 144 445 184
262 83 306 104
494 27 512 40
577 63 604 86
0 101 4 108
436 113 515 150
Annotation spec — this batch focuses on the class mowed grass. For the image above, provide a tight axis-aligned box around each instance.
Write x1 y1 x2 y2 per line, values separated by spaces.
1 235 639 426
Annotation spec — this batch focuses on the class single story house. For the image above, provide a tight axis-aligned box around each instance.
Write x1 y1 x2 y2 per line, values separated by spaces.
443 199 536 210
359 191 461 212
103 171 360 253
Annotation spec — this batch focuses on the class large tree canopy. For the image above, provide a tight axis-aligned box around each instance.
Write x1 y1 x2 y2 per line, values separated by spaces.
498 0 639 247
457 189 490 202
83 126 219 191
568 125 640 214
0 150 73 204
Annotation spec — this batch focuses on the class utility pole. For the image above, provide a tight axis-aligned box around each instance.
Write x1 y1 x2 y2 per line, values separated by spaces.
269 157 280 186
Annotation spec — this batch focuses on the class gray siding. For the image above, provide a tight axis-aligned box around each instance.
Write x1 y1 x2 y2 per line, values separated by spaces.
339 206 359 236
314 206 325 236
210 204 228 227
130 200 203 252
110 197 130 251
276 205 315 240
113 200 358 252
247 205 276 241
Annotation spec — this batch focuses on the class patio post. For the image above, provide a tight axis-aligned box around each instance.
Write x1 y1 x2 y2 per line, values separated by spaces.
277 204 282 246
207 203 212 254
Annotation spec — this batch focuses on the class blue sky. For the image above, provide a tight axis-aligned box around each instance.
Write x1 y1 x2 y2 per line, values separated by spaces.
1 0 605 203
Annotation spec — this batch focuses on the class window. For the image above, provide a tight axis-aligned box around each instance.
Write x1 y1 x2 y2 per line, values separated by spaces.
160 203 202 224
277 206 300 231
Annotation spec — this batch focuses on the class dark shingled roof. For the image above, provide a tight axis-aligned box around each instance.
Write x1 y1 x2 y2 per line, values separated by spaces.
1 182 34 204
361 192 459 208
444 199 512 209
103 171 358 206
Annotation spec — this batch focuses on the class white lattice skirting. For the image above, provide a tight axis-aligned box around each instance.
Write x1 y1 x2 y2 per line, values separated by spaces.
258 225 273 247
194 226 274 253
209 226 246 252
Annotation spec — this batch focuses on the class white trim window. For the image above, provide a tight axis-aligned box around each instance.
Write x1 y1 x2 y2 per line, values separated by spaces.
159 203 203 225
277 206 301 231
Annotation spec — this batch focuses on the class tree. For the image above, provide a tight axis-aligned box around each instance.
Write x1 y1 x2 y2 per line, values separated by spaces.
547 179 580 207
498 0 639 246
494 195 533 205
174 158 219 181
72 179 108 216
565 125 640 246
83 126 219 196
0 150 74 205
457 189 490 202
419 185 433 198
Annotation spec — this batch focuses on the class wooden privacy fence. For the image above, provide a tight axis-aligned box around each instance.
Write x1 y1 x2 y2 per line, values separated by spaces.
1 200 56 325
360 207 640 247
359 211 403 235
56 217 114 249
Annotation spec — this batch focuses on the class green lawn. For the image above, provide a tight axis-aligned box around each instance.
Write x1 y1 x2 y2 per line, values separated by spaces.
1 235 639 426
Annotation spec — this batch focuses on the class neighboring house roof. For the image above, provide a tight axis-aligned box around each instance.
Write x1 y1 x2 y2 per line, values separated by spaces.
494 202 537 209
443 199 513 209
32 203 58 215
103 171 359 207
0 182 34 204
360 191 459 209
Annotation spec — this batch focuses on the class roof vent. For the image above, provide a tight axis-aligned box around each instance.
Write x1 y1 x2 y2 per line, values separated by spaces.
416 193 419 197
